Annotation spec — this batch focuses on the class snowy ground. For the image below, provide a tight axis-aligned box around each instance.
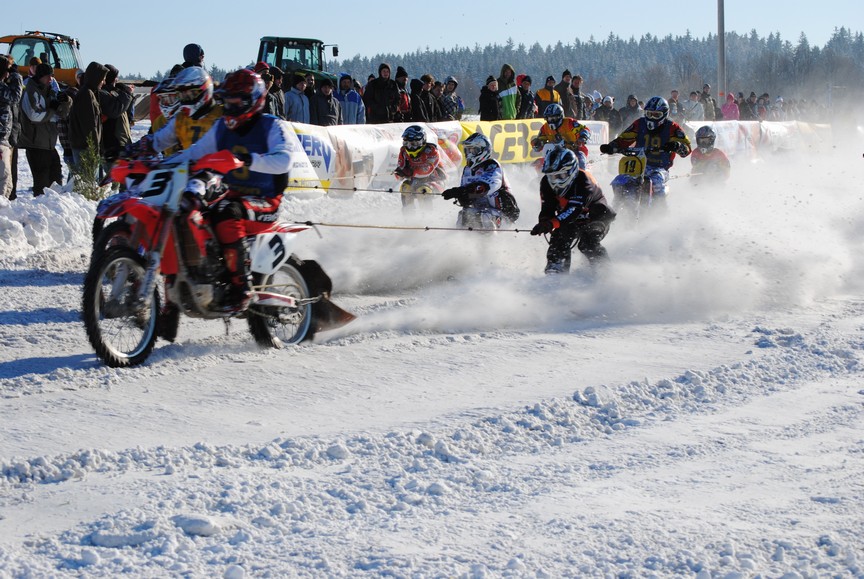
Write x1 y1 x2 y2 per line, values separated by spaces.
1 128 863 578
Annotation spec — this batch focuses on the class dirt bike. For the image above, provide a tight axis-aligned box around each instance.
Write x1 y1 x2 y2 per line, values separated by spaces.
607 147 653 221
398 172 445 214
82 150 354 368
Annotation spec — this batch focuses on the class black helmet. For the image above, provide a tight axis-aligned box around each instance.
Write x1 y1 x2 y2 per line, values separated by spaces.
695 125 716 153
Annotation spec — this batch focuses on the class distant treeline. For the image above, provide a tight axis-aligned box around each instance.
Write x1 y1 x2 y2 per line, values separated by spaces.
334 28 863 114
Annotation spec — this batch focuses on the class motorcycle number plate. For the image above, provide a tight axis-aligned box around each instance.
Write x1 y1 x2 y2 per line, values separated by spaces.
619 156 646 178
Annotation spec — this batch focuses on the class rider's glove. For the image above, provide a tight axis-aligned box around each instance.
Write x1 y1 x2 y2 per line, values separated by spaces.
531 220 555 236
235 152 253 166
530 136 544 152
599 143 618 155
663 141 683 154
441 186 464 200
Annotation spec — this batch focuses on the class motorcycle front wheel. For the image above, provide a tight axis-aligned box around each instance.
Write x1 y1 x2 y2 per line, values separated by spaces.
82 246 159 367
247 259 314 348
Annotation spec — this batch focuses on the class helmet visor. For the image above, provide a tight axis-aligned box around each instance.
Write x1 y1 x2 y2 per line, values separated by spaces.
404 138 424 152
158 92 179 107
223 94 252 116
645 110 665 120
178 87 204 104
547 169 573 189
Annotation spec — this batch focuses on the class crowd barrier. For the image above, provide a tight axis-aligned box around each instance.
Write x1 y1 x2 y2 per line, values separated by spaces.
281 118 829 193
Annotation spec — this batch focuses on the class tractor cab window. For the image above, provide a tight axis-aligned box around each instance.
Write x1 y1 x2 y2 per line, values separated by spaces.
10 38 51 67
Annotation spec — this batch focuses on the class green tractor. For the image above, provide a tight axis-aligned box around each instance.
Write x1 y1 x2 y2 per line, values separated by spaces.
257 36 339 86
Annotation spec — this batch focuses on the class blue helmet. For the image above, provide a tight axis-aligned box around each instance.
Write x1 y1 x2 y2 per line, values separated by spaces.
543 103 565 130
643 96 669 130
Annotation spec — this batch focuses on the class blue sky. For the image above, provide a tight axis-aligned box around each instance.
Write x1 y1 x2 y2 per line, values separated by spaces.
5 0 862 78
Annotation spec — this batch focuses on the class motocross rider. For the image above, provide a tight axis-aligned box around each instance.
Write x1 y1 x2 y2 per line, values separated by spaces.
689 125 731 185
441 132 519 229
532 103 591 170
394 124 446 213
179 68 299 312
149 67 223 154
530 147 615 275
600 96 691 207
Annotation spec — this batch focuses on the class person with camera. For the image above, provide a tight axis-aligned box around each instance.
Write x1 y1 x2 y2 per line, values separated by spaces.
19 63 71 196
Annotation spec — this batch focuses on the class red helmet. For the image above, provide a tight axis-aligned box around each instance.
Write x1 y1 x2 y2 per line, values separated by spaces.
220 69 267 130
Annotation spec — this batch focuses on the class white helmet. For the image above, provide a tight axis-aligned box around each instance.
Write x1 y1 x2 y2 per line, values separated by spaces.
461 132 492 167
171 66 214 117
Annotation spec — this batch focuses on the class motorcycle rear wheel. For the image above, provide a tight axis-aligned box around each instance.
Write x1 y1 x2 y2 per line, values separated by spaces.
247 260 314 348
82 246 159 367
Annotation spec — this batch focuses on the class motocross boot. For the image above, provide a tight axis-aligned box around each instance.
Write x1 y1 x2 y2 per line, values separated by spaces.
216 240 252 313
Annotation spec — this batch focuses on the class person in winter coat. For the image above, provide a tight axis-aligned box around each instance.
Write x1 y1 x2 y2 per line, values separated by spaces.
721 93 739 120
618 94 643 129
570 74 587 120
592 96 622 137
417 74 441 122
682 91 704 122
479 76 500 121
438 76 464 121
555 70 577 118
497 64 520 120
335 73 365 124
261 67 285 119
311 78 342 126
530 146 615 274
284 73 310 123
19 63 72 196
739 92 759 121
516 75 536 119
535 76 560 121
699 83 717 121
0 57 24 199
99 64 134 168
363 63 399 124
69 61 108 176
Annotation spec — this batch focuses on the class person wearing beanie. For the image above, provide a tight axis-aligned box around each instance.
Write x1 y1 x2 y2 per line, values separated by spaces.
536 76 561 119
69 61 109 177
335 72 365 124
182 43 204 68
479 75 500 121
516 74 536 119
311 76 341 126
0 56 24 199
19 61 71 196
362 62 399 123
284 72 310 123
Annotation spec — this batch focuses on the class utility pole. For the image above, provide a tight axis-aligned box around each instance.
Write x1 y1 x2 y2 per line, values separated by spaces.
718 0 726 97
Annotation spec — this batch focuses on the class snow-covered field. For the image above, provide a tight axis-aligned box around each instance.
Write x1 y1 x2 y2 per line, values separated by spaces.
1 128 863 578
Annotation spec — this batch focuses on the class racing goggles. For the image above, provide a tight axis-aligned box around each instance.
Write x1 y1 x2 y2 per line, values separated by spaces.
404 138 425 155
696 137 713 148
644 110 665 120
223 94 252 115
546 168 573 189
157 91 180 107
177 86 204 104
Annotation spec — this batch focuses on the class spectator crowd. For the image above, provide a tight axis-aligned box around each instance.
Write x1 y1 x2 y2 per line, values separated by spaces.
0 47 829 202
